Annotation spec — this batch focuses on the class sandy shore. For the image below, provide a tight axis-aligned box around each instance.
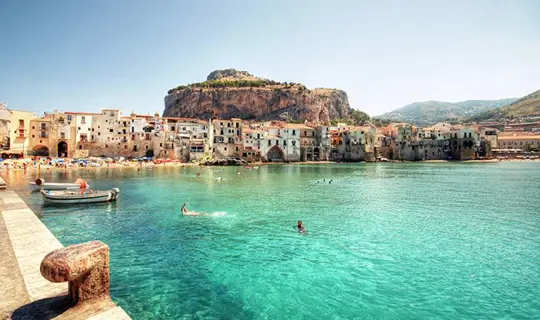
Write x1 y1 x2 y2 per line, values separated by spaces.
1 158 538 174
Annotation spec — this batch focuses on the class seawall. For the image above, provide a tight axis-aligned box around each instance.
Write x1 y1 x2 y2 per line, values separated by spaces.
0 184 131 319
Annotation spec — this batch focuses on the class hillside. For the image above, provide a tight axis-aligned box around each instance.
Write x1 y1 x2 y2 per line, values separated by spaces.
163 69 370 124
376 98 517 126
467 89 540 122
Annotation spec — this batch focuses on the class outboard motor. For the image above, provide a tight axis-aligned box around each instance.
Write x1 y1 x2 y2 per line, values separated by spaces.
111 188 120 200
35 178 45 186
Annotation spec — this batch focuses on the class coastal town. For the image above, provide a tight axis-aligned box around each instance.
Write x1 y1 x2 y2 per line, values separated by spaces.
0 102 538 165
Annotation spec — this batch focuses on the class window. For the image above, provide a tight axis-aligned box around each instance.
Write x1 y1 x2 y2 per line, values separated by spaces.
78 127 81 131
160 143 163 147
79 145 83 150
32 135 35 138
105 144 108 148
268 140 271 146
60 132 66 139
110 129 114 133
292 130 296 135
275 140 279 146
67 115 72 121
283 140 287 146
292 141 296 146
19 119 24 127
98 132 101 136
81 116 86 124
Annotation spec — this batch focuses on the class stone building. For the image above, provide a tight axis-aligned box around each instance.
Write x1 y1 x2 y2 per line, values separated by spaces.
260 125 301 162
7 110 36 156
211 118 243 158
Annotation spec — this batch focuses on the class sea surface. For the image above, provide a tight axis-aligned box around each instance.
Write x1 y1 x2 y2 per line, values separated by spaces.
3 162 540 319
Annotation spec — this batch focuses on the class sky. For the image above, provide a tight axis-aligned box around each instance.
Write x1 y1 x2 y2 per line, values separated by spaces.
1 0 539 117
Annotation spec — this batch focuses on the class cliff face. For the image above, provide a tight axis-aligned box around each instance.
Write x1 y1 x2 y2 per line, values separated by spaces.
163 69 368 124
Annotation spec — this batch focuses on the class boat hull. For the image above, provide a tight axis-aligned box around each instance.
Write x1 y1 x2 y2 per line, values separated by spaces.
29 182 89 192
41 188 120 204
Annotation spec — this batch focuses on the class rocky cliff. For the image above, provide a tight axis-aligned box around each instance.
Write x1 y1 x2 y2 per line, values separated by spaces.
163 69 369 124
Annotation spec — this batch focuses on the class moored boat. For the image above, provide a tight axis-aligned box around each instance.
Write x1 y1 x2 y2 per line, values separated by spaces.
29 178 91 192
40 188 120 204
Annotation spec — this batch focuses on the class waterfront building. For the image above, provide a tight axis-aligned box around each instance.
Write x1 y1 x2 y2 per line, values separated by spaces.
497 134 540 150
28 118 52 156
0 103 11 150
7 110 36 157
211 118 243 158
314 126 332 161
241 128 263 162
260 125 301 162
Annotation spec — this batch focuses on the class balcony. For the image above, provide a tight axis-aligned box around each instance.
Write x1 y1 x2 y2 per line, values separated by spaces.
17 129 27 138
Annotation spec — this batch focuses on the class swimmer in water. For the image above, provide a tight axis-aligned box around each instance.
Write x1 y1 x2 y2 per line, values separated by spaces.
181 203 198 216
296 220 307 233
196 173 201 179
181 203 211 216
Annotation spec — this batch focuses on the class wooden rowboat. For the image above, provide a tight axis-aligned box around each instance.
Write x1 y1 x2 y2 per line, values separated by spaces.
40 188 120 204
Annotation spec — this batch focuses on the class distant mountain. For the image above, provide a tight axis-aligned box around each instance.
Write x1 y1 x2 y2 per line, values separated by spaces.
376 98 517 126
467 89 540 122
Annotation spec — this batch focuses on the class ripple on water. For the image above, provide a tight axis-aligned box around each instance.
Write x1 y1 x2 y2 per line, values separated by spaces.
3 163 540 319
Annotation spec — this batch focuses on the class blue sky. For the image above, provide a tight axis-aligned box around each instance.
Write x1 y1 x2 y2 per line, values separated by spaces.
1 0 539 117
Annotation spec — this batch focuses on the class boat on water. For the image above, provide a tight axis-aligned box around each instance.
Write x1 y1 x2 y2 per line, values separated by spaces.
40 188 120 204
29 178 90 192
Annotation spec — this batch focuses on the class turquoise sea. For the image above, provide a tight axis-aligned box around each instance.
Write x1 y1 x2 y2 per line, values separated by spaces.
3 162 540 319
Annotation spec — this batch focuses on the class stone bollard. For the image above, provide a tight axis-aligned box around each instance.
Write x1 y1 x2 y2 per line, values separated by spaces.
40 241 110 305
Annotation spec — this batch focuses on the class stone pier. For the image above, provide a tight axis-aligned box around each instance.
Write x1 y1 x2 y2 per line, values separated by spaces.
0 190 130 319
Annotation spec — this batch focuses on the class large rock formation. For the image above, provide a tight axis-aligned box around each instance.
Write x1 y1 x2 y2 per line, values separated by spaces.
163 69 369 124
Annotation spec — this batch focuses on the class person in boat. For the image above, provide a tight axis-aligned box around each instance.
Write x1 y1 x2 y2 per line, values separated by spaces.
75 178 88 195
296 220 307 233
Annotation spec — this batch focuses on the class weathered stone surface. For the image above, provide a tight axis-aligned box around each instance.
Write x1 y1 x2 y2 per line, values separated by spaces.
200 158 248 166
41 241 110 305
163 70 369 124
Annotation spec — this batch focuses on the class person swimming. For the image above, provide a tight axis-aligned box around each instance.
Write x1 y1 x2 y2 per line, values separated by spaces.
181 203 212 216
296 220 307 233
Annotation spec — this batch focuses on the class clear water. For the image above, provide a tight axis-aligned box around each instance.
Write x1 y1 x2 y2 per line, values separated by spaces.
4 163 540 319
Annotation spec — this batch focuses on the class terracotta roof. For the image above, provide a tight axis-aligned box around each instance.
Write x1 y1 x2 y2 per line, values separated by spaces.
283 123 314 130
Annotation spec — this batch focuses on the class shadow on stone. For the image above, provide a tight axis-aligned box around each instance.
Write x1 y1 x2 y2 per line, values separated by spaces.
11 295 71 320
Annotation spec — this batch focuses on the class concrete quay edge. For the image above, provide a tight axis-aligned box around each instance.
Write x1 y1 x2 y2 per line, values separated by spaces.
0 190 131 319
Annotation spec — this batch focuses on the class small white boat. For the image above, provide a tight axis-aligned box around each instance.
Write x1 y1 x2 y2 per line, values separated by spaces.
40 188 120 204
29 178 90 192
